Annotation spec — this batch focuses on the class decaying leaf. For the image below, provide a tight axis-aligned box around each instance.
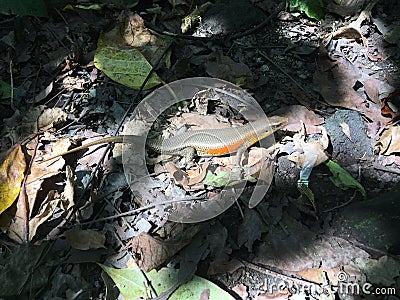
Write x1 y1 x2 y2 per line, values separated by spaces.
165 161 189 185
64 229 106 250
94 12 168 90
33 82 53 103
4 137 67 237
237 208 268 252
126 225 201 271
381 88 400 120
350 255 400 287
62 165 75 210
384 25 400 45
232 284 248 300
0 244 48 297
29 191 60 239
376 126 400 155
8 139 72 242
255 212 369 273
3 107 43 145
313 56 388 124
207 258 244 276
0 79 12 99
287 124 329 168
26 138 70 211
117 12 170 67
326 0 366 16
325 25 367 47
205 51 254 87
187 162 209 186
0 145 26 215
37 107 67 130
339 122 352 141
274 105 325 134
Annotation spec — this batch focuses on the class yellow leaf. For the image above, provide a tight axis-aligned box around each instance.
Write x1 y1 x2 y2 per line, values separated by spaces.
0 145 26 215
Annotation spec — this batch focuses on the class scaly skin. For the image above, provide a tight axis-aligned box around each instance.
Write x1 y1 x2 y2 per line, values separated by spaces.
43 116 288 164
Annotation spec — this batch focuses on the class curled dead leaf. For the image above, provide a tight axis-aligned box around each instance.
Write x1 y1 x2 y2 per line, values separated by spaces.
376 126 400 155
38 107 67 130
126 225 201 271
64 229 106 250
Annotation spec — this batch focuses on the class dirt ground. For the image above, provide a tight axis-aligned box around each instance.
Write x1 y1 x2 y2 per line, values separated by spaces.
0 0 399 299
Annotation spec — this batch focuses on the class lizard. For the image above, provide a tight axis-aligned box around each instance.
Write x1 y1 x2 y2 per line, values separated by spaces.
42 115 288 165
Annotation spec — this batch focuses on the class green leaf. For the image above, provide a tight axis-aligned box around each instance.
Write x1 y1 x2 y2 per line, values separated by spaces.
75 4 103 11
94 35 162 90
203 170 231 187
325 160 366 199
384 26 400 45
289 0 325 20
98 264 235 300
0 0 48 17
0 80 12 99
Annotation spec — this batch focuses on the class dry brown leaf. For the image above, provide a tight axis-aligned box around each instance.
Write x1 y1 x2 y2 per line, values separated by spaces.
175 113 231 130
63 165 75 210
126 225 201 271
244 147 278 190
326 0 366 16
104 12 170 67
381 88 400 120
26 138 70 212
274 105 324 134
326 26 367 47
64 229 106 250
232 284 248 300
255 213 369 273
340 122 352 141
37 107 67 131
187 162 210 185
295 266 355 286
376 126 400 155
363 77 380 103
29 191 60 238
205 51 254 87
287 125 329 167
164 161 189 187
8 137 71 242
313 56 386 124
207 258 244 275
256 290 291 300
237 208 268 251
33 82 53 103
381 155 400 167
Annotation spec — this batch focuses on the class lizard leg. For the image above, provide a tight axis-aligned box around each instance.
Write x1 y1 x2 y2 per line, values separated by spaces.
181 147 196 164
235 146 248 167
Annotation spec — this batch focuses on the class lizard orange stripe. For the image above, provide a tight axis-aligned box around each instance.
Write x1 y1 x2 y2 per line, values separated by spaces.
202 139 245 155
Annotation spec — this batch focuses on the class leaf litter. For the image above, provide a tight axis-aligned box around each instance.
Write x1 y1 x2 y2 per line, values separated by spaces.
0 0 400 299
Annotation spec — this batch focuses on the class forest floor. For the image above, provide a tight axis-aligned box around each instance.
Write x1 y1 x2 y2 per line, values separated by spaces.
0 0 399 299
